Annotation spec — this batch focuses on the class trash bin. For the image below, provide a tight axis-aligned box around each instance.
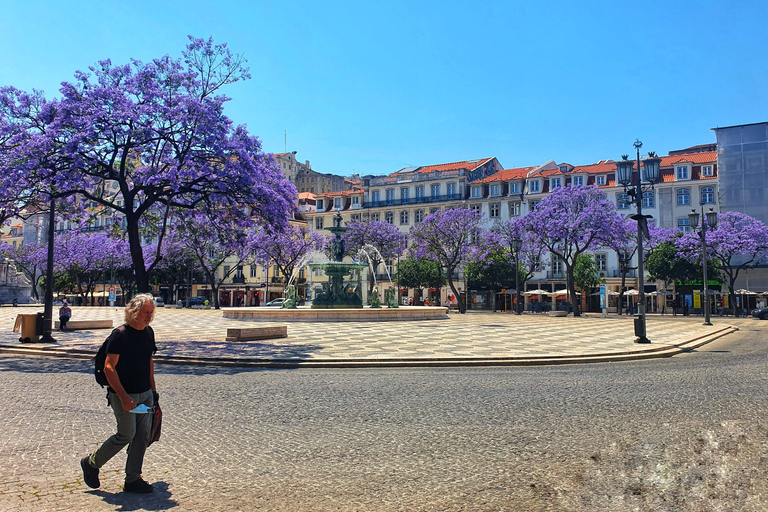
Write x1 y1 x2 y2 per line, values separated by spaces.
13 314 40 343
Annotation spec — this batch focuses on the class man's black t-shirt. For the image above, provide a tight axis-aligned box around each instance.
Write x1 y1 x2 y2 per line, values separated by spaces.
105 325 157 394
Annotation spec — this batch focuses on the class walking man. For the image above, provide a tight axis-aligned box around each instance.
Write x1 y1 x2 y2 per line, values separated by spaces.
81 294 158 493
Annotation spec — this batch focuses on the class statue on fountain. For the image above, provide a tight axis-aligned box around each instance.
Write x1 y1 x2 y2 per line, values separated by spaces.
369 288 381 308
385 286 399 308
283 284 298 309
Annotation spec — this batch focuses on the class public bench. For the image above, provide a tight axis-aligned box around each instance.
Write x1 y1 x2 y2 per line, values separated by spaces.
54 319 114 330
225 326 288 342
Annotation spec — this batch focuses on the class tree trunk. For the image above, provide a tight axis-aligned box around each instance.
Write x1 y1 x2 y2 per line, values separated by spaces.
447 271 464 314
567 265 580 317
618 269 627 315
125 216 149 293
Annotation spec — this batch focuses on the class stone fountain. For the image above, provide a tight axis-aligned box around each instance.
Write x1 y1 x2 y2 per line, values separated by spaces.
308 212 368 309
221 212 448 322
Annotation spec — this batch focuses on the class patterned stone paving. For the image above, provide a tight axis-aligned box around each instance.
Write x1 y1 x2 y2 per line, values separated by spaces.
0 305 750 363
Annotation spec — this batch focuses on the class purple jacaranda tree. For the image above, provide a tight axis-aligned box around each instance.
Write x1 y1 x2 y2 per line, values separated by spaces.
491 218 546 295
148 235 199 304
55 231 121 305
247 223 327 291
0 36 296 294
524 185 627 316
171 211 249 309
676 211 768 310
0 88 64 226
342 220 406 294
409 207 485 314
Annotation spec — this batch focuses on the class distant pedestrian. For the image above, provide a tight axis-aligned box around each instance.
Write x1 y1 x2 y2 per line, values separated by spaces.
80 294 158 493
12 298 18 307
59 301 72 331
408 296 414 306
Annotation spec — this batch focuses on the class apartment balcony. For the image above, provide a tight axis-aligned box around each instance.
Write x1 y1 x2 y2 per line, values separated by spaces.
231 275 245 284
364 194 464 209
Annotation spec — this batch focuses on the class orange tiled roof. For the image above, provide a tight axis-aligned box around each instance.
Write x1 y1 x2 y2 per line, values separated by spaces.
393 157 495 176
476 166 534 183
538 167 564 177
660 151 716 166
298 192 316 200
570 160 617 175
315 189 364 199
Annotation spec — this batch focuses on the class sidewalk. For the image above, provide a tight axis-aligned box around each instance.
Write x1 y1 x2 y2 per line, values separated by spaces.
0 306 750 367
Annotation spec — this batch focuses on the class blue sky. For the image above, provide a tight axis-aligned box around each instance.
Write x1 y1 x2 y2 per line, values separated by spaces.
2 0 767 176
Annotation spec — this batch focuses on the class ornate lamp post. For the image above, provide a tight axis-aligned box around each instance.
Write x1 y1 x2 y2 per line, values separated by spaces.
688 206 718 325
511 237 523 314
616 139 661 343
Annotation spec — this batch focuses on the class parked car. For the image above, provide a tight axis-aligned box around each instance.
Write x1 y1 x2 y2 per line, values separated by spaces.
153 297 165 307
185 296 206 307
265 298 285 307
752 307 768 320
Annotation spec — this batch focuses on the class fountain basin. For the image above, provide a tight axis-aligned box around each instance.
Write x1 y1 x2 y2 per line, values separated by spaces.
222 306 449 322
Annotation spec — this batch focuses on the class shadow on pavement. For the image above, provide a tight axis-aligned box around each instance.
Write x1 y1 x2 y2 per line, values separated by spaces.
0 355 91 374
87 481 177 511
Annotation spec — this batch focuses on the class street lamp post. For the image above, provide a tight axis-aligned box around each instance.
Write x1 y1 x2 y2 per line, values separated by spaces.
616 139 661 343
511 237 523 315
688 205 718 326
40 194 56 343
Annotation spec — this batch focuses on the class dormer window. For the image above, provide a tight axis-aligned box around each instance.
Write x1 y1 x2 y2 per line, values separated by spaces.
571 176 584 186
559 165 569 173
316 199 324 210
509 182 520 194
701 165 714 177
472 186 482 198
596 175 606 186
334 198 342 210
676 165 690 181
529 180 540 193
490 184 501 196
550 177 562 190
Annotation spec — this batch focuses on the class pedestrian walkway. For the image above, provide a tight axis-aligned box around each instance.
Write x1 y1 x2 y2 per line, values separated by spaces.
0 306 753 367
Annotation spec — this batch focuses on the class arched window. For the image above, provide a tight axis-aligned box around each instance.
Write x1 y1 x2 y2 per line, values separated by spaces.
677 188 690 206
385 212 394 224
618 193 630 209
701 187 715 204
642 191 655 208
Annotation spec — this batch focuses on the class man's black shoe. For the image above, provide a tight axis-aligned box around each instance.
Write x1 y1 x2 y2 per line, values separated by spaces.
124 477 154 493
80 456 100 489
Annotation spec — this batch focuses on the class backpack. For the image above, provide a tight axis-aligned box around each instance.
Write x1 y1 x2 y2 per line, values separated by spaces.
94 326 125 387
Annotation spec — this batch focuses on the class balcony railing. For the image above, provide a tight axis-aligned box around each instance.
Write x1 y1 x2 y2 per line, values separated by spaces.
231 275 245 284
364 194 464 208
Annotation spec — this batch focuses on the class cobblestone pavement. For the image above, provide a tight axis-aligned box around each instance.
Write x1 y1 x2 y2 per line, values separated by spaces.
0 324 767 511
0 306 751 364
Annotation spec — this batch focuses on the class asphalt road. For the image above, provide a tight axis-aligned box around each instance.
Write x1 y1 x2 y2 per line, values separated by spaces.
1 323 767 511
